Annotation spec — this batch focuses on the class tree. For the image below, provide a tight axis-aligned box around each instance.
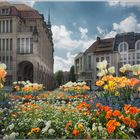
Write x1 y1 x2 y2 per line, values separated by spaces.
54 70 64 87
69 65 76 82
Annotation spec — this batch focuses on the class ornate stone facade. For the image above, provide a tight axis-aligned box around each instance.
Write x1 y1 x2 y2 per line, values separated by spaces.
0 2 54 89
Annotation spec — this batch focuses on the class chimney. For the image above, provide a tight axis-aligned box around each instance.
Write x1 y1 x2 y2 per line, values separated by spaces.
96 36 100 43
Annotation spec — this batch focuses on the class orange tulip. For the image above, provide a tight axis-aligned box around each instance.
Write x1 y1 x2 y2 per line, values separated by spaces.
123 117 131 125
129 107 139 115
31 127 41 133
129 120 137 128
96 110 101 116
65 121 72 131
105 110 113 119
107 125 116 134
106 120 116 127
129 78 140 86
113 110 122 117
96 103 102 108
124 104 131 112
96 80 104 87
72 129 79 137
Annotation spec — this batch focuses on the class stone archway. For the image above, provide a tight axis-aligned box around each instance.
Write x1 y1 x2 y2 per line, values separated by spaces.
17 61 33 82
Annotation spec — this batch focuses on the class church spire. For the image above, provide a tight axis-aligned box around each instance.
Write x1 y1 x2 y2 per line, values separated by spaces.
48 8 51 28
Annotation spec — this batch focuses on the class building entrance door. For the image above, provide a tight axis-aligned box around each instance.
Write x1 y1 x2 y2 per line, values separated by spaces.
17 61 33 82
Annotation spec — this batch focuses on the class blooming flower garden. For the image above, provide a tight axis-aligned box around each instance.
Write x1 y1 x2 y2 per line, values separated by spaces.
0 61 140 139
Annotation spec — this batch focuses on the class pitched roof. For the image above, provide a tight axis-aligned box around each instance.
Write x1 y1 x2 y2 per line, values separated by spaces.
0 2 42 19
0 1 11 7
13 4 34 11
13 4 42 18
85 37 114 54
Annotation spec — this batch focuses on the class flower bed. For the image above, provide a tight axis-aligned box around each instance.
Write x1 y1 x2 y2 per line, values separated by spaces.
0 61 140 139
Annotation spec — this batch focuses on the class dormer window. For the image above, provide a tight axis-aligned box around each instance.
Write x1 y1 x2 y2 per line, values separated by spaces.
0 8 10 15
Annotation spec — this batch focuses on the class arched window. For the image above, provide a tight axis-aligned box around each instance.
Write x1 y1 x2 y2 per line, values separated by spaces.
135 40 140 50
118 42 128 53
118 42 128 65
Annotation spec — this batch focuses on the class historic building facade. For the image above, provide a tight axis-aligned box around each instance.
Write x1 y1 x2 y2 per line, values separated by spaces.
0 2 54 89
75 32 140 86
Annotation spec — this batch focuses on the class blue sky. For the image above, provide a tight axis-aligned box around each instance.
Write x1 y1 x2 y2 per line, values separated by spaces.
10 0 140 72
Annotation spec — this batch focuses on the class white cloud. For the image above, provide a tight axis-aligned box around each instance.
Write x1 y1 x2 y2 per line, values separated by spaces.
99 14 140 38
9 0 36 7
52 25 94 72
113 14 140 32
108 1 120 6
104 31 117 38
52 25 93 51
79 27 88 39
97 26 108 35
54 52 77 72
97 26 104 34
108 0 140 7
52 25 77 50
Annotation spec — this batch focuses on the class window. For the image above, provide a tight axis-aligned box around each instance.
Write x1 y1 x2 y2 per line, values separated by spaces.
0 39 2 51
3 56 5 61
119 42 128 64
10 56 12 61
30 38 33 53
26 38 30 53
6 56 8 61
1 8 10 15
101 57 104 61
17 38 20 52
17 38 33 54
3 39 5 51
88 56 91 70
106 56 109 62
3 21 5 33
0 20 11 33
6 20 8 32
80 58 82 69
10 20 12 32
133 53 135 59
137 53 140 59
136 40 140 50
10 39 12 50
118 42 128 52
128 54 131 59
0 21 1 33
6 39 8 50
30 26 33 32
96 57 99 62
124 54 127 60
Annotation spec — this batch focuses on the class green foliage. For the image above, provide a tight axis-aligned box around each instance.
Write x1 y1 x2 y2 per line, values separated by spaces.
54 70 64 86
69 65 76 82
